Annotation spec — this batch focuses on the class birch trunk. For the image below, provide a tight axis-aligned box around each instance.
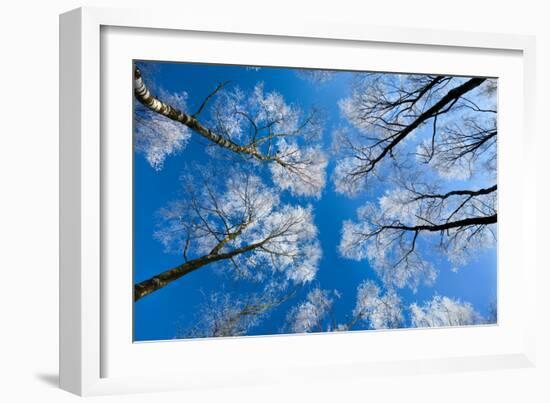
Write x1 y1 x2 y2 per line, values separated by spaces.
134 67 268 161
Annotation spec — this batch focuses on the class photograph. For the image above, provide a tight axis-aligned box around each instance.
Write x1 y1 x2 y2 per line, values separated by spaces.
132 60 498 342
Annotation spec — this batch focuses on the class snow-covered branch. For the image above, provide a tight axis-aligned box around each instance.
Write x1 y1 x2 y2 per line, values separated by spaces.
285 288 335 333
339 181 496 290
333 74 495 195
410 295 484 327
182 285 296 338
134 67 327 197
135 167 322 300
349 280 403 330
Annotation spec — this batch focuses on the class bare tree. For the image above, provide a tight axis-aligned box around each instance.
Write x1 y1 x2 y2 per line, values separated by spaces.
182 285 297 338
284 283 489 333
285 287 336 333
134 66 327 197
410 295 484 327
345 280 403 330
333 74 496 194
134 168 322 301
335 73 497 289
295 69 335 84
284 281 403 333
339 173 497 290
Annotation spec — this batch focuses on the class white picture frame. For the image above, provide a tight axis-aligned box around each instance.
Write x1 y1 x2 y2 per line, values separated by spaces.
59 6 537 396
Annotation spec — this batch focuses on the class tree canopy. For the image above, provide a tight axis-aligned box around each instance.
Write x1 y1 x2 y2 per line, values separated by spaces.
132 62 497 340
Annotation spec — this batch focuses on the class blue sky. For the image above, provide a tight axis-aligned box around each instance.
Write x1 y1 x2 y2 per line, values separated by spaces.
133 61 497 341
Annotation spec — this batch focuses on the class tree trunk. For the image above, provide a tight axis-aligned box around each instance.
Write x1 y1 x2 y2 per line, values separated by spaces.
134 256 211 301
134 240 266 301
359 77 487 175
134 67 266 160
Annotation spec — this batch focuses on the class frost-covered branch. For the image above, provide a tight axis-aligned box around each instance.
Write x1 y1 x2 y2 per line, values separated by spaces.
285 288 336 333
295 69 335 84
333 74 496 195
135 168 322 300
417 115 497 179
336 280 403 330
410 295 484 327
284 284 490 334
339 180 497 290
182 286 296 338
134 66 327 197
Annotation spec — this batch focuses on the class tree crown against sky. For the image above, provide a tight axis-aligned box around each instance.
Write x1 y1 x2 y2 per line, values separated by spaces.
156 168 321 284
134 65 328 198
132 62 497 341
334 73 497 291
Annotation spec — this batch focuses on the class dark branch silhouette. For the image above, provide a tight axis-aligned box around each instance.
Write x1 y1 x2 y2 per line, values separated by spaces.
348 77 486 178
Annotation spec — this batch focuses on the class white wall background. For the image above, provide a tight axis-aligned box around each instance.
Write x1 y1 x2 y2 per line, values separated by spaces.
0 1 548 401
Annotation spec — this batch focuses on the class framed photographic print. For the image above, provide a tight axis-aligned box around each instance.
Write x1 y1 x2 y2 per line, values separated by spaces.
133 60 498 340
60 7 537 396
